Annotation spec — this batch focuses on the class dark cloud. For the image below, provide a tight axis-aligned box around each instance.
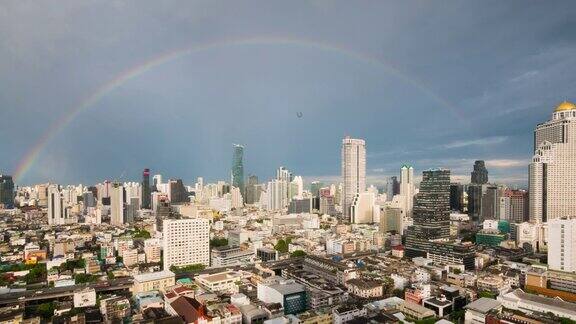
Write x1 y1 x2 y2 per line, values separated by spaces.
0 0 574 187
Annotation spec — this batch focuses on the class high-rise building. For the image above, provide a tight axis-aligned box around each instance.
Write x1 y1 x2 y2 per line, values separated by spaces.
547 218 576 273
341 137 366 220
450 183 464 212
350 192 379 224
290 176 304 199
245 175 262 205
400 165 414 221
405 169 451 258
480 185 500 221
385 176 400 201
141 168 151 209
0 175 14 208
155 194 171 232
310 181 323 197
110 183 124 226
48 185 69 225
276 166 293 204
530 101 576 223
169 179 188 204
501 189 528 223
266 179 287 211
467 184 483 222
163 218 210 270
471 160 488 184
231 144 245 198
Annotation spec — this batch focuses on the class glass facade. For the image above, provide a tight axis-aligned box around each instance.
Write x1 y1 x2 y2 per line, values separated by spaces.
231 144 245 196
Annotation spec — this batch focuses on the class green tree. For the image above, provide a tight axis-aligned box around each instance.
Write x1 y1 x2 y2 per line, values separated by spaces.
75 273 98 284
210 237 229 248
478 290 497 299
36 302 55 319
133 229 151 239
290 250 307 258
274 239 289 253
170 264 206 274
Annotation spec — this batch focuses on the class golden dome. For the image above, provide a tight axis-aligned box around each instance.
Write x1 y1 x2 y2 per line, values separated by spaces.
555 101 576 112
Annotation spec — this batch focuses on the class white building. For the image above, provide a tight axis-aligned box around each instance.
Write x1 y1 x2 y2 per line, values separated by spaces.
267 179 288 211
163 218 210 270
341 137 366 219
47 185 69 225
530 101 576 223
73 288 97 308
400 165 414 222
350 192 379 224
110 183 124 226
548 218 576 272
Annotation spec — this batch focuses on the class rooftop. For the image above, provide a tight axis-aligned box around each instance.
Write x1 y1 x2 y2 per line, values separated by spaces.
134 270 175 283
464 297 501 313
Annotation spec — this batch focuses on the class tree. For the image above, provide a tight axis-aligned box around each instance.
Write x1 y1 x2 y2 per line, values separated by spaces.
170 264 206 274
133 229 151 239
75 273 98 284
478 290 497 299
36 302 55 319
210 237 229 248
274 239 289 253
290 250 307 258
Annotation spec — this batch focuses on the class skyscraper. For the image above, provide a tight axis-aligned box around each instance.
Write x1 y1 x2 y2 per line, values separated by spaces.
341 137 366 220
141 168 151 209
245 175 261 205
0 175 14 208
231 144 245 198
450 183 464 212
110 182 124 226
400 165 414 221
471 160 488 184
47 185 70 225
530 101 576 223
405 169 451 258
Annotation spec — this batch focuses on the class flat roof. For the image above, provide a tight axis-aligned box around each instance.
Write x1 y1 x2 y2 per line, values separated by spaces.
464 297 501 313
134 270 175 283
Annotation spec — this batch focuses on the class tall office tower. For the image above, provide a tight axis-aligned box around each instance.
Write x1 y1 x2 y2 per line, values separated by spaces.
341 137 366 219
195 177 204 192
169 179 189 204
48 185 68 225
110 183 124 226
310 181 323 197
405 169 451 258
0 175 14 208
450 183 464 212
126 197 139 224
82 192 96 213
548 218 576 272
266 179 286 211
231 144 245 198
385 176 399 201
480 185 500 221
155 195 171 232
471 160 489 184
350 192 379 224
152 174 163 191
530 101 576 223
400 165 415 220
163 218 210 270
230 186 243 209
504 189 529 223
276 166 293 204
467 184 483 222
291 176 304 199
245 175 261 204
141 168 151 209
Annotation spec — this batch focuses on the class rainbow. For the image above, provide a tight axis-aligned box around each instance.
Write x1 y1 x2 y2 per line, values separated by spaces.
14 36 465 182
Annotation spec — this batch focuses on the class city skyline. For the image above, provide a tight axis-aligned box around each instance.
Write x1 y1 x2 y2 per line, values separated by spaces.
1 2 575 186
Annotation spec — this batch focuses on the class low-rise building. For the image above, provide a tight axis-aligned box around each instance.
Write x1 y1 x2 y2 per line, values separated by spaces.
397 301 435 321
345 279 383 299
464 298 502 324
132 270 175 293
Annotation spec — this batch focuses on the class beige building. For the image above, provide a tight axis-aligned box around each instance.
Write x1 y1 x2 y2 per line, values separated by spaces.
530 101 576 223
163 218 210 270
398 301 435 320
132 270 175 293
341 137 366 219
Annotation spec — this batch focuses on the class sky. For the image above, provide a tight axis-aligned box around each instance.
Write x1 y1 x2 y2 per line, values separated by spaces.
1 1 575 187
